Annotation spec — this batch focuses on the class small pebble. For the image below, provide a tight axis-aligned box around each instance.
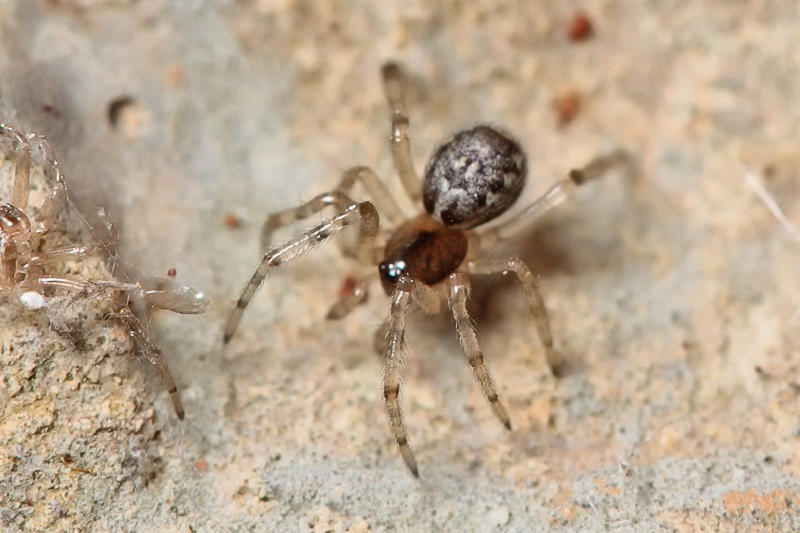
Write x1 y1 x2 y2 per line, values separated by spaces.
485 505 510 528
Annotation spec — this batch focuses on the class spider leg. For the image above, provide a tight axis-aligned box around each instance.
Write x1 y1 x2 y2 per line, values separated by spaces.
119 307 185 420
446 272 511 430
380 277 440 477
39 278 126 329
464 256 558 371
382 62 422 203
336 166 405 225
0 203 32 288
137 276 209 315
474 149 630 248
41 276 205 419
27 242 106 268
0 123 32 210
260 190 378 259
28 133 67 235
35 278 186 419
373 278 439 353
227 193 379 343
326 272 374 320
331 166 404 265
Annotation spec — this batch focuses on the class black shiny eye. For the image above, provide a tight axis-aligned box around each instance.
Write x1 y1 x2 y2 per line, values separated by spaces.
379 260 407 292
379 260 405 282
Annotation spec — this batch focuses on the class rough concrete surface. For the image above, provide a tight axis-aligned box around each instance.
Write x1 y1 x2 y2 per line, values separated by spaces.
2 1 800 531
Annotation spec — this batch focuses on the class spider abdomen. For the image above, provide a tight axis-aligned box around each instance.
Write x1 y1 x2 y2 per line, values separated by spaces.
423 126 526 229
378 215 468 294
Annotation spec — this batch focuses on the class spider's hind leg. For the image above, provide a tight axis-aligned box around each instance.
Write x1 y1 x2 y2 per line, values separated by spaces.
382 62 422 204
474 149 631 247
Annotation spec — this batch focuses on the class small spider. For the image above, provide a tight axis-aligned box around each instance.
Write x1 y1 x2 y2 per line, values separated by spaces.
224 63 627 476
0 123 209 420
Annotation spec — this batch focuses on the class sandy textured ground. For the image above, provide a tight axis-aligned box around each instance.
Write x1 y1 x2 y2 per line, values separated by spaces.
2 1 800 531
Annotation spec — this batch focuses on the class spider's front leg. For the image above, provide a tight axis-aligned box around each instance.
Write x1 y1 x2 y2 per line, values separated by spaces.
379 276 439 477
225 192 379 343
335 166 405 226
325 272 376 320
260 168 401 256
446 272 512 429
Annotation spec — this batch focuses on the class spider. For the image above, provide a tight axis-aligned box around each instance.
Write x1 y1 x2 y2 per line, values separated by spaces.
223 63 627 476
0 123 209 420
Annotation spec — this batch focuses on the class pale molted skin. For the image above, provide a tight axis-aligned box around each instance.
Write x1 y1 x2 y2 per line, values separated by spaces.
0 123 210 421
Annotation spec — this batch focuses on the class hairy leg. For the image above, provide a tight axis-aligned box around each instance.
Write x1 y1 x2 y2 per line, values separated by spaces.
226 194 379 343
382 62 422 203
474 149 630 248
464 256 558 371
336 166 405 225
379 277 440 477
119 308 185 420
261 191 357 254
28 133 67 235
0 123 32 210
446 272 511 429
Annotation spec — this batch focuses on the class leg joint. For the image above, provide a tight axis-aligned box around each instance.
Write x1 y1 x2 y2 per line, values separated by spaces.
384 385 399 400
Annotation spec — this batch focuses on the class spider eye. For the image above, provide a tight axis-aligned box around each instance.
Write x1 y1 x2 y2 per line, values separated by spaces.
380 260 405 281
378 260 406 292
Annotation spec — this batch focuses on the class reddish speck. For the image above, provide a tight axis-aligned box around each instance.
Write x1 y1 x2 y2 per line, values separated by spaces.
553 91 581 127
167 267 177 278
338 276 358 298
166 63 184 88
568 12 593 41
192 459 208 472
224 213 242 228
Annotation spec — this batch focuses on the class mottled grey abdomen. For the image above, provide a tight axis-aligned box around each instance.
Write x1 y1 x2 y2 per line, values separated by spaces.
422 126 527 228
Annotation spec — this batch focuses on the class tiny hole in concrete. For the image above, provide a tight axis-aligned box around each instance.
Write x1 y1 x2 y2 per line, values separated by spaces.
108 96 149 138
108 97 136 128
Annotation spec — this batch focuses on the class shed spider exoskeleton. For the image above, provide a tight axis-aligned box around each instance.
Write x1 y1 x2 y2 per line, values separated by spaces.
0 123 209 420
224 63 627 476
